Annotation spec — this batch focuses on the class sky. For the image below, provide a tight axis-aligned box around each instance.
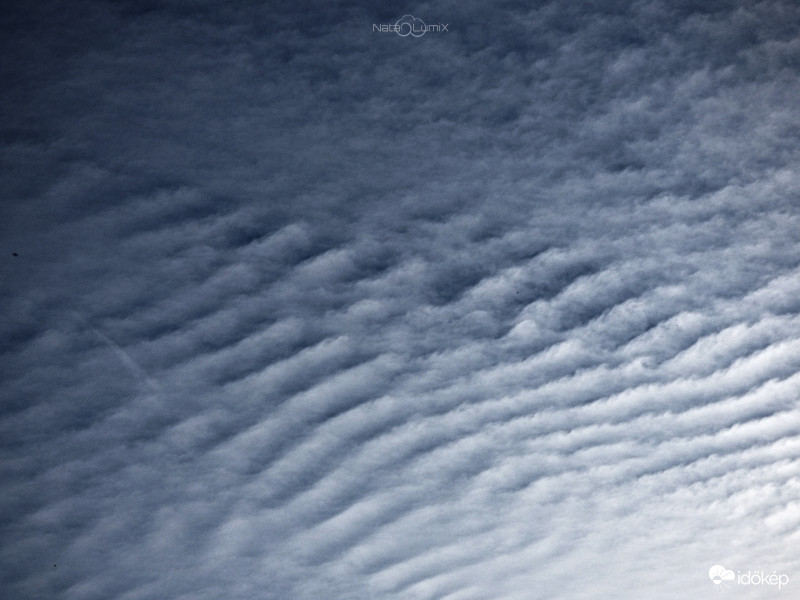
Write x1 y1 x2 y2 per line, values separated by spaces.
2 1 800 599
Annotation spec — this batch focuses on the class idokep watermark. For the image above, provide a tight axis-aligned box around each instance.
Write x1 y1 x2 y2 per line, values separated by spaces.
709 564 790 591
372 15 449 37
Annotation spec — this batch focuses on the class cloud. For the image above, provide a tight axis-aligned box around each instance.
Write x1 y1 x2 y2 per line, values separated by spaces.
2 1 800 599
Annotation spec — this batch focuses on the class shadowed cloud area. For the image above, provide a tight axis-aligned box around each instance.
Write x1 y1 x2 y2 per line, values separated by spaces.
2 1 800 599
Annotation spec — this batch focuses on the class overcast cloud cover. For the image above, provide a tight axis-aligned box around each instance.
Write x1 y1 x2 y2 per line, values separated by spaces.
2 1 800 598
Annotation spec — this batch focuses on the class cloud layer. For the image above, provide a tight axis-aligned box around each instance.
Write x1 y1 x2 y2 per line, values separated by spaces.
2 1 800 599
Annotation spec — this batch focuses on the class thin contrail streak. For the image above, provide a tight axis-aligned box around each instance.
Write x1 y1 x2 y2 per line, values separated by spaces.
71 311 161 394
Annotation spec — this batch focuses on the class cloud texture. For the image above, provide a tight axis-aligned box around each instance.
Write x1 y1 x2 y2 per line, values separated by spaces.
2 1 800 599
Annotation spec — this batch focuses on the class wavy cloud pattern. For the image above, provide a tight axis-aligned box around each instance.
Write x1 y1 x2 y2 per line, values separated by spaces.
2 1 800 599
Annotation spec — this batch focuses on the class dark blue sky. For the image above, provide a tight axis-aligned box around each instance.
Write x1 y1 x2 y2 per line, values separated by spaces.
2 1 800 599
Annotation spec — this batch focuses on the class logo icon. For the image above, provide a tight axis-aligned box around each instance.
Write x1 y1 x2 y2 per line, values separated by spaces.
395 14 426 37
709 565 735 587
